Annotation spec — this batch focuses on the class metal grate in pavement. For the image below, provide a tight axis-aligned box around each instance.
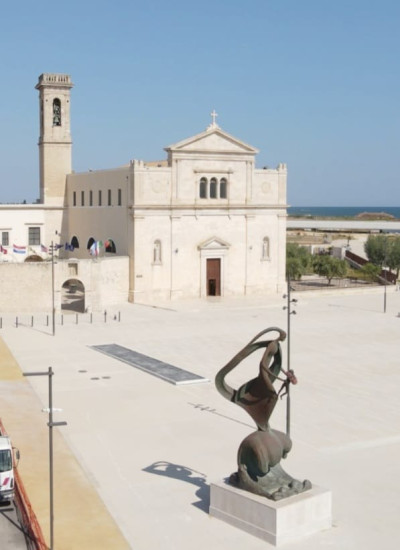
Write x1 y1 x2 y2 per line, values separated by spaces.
91 344 209 386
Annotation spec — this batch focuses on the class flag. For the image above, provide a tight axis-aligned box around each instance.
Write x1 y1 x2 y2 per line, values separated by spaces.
65 243 74 251
49 243 63 253
89 241 103 256
13 244 26 254
41 244 48 253
0 245 8 255
89 242 97 256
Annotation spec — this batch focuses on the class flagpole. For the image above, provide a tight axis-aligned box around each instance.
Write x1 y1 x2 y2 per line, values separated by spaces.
51 241 55 336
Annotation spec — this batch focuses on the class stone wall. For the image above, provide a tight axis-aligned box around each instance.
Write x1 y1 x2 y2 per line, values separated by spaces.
0 257 129 313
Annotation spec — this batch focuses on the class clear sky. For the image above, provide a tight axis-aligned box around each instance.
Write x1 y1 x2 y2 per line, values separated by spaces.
1 0 399 206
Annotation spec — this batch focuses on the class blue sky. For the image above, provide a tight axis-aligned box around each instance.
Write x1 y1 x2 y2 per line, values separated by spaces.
1 0 399 205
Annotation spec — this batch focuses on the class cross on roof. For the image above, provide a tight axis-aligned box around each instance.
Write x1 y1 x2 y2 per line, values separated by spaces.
207 109 220 131
210 109 218 126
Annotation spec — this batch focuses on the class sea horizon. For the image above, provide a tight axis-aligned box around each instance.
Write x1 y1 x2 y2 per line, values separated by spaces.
288 206 400 219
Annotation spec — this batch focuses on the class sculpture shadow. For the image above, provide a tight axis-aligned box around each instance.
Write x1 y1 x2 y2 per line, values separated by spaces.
143 461 210 513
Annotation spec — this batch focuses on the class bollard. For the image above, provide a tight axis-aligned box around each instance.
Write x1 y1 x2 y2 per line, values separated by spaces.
0 317 2 329
47 315 49 326
76 314 78 324
118 311 121 322
90 313 93 324
31 316 34 327
104 310 107 323
16 316 18 328
61 315 63 326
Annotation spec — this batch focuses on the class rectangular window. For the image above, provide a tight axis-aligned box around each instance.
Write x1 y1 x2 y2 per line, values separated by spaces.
99 190 102 206
1 231 10 246
2 231 9 246
81 191 85 206
68 263 78 276
108 189 112 206
73 191 76 206
118 188 122 206
89 190 93 206
28 227 40 246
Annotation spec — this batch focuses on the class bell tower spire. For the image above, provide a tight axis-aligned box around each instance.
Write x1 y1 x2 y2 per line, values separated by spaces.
35 73 73 205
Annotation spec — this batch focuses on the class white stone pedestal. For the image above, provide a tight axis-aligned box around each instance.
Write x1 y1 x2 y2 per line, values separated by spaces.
209 480 332 546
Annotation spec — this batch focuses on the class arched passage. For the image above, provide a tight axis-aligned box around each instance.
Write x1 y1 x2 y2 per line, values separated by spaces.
25 255 43 262
61 279 85 313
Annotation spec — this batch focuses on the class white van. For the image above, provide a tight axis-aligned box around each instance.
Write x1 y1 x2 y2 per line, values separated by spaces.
0 436 18 503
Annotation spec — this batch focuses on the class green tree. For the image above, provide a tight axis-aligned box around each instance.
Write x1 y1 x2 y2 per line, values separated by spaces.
360 263 380 282
286 243 312 279
286 257 305 280
364 235 389 267
387 236 400 278
312 255 347 285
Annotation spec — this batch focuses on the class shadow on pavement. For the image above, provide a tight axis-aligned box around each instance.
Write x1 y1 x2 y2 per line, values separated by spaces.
143 461 210 513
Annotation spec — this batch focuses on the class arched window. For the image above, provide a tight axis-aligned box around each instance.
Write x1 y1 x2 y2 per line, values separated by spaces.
153 240 162 263
105 239 116 253
262 237 270 260
199 175 228 199
220 178 227 199
199 177 207 199
210 178 217 199
53 98 61 126
71 236 79 249
87 237 95 250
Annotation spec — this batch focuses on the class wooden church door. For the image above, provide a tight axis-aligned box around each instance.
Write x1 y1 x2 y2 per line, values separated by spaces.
206 258 221 296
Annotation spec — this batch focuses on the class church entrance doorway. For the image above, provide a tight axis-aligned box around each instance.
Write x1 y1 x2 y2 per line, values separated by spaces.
206 258 221 296
61 279 85 313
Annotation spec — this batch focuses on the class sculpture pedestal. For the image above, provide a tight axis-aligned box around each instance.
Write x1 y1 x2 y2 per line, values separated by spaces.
210 480 332 546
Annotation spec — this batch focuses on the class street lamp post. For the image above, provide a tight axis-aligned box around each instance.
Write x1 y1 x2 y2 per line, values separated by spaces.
283 274 298 437
383 267 388 314
51 241 55 336
383 239 389 314
23 367 67 550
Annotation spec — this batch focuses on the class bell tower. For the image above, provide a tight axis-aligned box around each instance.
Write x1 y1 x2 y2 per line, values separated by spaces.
35 73 73 205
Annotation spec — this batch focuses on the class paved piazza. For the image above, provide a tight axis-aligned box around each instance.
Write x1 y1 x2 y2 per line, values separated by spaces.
1 287 400 549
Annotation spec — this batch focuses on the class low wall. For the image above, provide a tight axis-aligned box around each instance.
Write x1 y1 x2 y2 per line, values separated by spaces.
0 257 129 312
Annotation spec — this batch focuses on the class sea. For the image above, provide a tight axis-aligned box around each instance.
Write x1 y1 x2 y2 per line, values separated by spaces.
288 206 400 219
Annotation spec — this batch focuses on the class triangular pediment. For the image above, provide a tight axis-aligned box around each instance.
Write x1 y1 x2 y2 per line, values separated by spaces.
198 236 231 250
165 127 258 155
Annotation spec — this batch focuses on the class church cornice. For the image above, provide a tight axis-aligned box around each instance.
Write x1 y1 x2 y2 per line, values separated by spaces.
129 204 287 214
0 204 65 211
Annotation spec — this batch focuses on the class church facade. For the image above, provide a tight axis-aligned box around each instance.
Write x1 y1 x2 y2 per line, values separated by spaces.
0 73 288 307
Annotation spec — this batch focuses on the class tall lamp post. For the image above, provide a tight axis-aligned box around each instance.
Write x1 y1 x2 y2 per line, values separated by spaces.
51 241 55 336
23 367 67 550
384 269 387 314
283 274 298 437
383 238 389 314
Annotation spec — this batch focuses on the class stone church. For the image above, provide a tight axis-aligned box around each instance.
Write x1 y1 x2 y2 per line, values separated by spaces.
0 73 287 309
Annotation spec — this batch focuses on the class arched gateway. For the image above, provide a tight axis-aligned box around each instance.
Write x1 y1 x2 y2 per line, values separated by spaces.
61 279 85 313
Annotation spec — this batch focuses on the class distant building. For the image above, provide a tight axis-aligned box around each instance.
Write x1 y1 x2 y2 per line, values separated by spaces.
0 74 287 310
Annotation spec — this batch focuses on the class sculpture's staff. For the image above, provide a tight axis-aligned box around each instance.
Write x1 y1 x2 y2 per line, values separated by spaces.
278 367 297 437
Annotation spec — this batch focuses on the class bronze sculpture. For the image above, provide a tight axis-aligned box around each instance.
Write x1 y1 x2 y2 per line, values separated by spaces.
215 327 311 501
